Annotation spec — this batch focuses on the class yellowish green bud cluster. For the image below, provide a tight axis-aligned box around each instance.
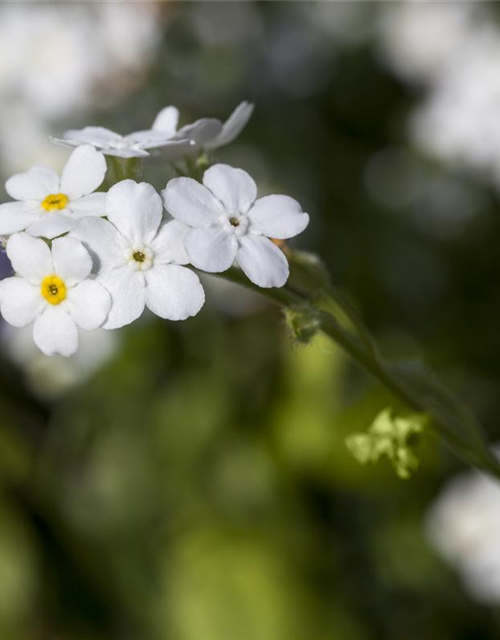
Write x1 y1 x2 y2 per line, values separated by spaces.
346 408 427 479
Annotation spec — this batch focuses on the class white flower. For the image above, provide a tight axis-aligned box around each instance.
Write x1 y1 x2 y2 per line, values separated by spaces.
162 164 309 288
71 180 205 329
153 100 254 151
51 123 195 160
427 456 500 604
2 324 119 398
0 145 107 240
51 101 254 160
0 233 111 356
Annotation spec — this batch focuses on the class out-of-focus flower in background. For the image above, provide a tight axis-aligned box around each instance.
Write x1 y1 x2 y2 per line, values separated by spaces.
0 2 163 172
377 3 479 85
378 3 500 190
427 458 500 605
411 27 500 184
2 324 118 399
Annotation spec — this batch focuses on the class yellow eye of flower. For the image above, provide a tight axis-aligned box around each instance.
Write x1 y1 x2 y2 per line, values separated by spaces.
41 275 67 305
41 193 69 212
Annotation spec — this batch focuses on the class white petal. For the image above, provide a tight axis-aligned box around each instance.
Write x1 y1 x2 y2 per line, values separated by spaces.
34 306 78 356
25 213 74 240
152 106 180 134
71 217 123 273
127 131 193 157
51 237 92 286
98 266 146 329
203 164 257 214
206 102 254 150
145 265 205 320
162 177 224 227
185 226 237 273
106 180 162 245
247 195 310 239
50 137 80 151
67 280 111 330
236 235 289 288
6 233 52 282
62 126 122 148
147 139 196 158
176 118 223 145
6 166 60 201
69 193 107 218
150 220 190 265
0 202 40 235
127 130 173 145
0 277 42 327
60 145 107 199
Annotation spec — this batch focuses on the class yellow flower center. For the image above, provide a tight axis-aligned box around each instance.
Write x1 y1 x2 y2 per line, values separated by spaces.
41 193 69 212
41 275 67 305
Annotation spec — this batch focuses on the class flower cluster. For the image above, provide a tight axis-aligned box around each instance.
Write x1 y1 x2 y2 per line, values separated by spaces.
0 104 309 356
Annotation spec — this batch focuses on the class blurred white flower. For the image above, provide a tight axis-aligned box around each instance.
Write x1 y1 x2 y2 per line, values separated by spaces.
0 105 67 174
0 3 161 120
427 459 500 604
98 2 162 76
411 27 500 181
0 5 100 120
163 164 309 288
2 324 118 398
377 3 500 189
0 146 107 240
0 3 162 171
377 3 479 85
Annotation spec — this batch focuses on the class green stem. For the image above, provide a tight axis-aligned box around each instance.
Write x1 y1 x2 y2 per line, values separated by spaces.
214 265 500 481
101 156 144 191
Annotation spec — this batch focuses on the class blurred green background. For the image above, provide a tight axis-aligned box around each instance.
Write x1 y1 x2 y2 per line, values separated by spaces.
1 2 500 639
